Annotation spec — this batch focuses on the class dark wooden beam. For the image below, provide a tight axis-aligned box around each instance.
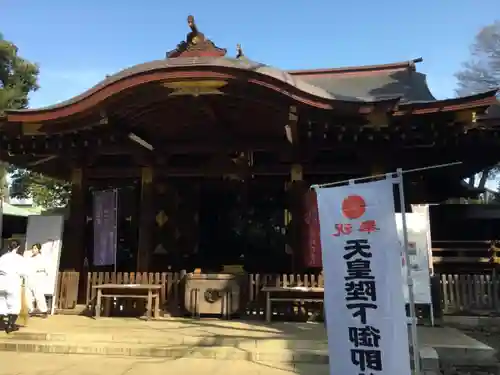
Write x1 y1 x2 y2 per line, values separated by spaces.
65 167 88 303
86 144 152 165
87 168 142 179
158 139 291 153
137 167 153 271
0 118 478 153
0 132 122 155
2 125 500 177
85 162 369 179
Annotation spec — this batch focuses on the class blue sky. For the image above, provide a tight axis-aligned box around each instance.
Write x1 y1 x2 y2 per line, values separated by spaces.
2 0 498 108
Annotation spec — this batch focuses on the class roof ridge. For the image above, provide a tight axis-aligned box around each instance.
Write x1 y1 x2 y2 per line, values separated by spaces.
287 58 423 76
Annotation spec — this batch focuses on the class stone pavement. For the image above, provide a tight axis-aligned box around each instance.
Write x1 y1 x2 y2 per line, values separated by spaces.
0 315 496 373
0 352 329 375
0 316 332 365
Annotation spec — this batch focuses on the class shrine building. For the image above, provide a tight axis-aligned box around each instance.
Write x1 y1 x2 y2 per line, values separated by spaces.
0 16 499 275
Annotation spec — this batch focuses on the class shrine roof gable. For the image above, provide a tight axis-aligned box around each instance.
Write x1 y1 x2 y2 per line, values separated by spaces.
288 58 436 103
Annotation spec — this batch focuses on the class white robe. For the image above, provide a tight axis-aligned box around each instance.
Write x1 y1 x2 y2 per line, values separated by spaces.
0 251 29 315
25 253 49 313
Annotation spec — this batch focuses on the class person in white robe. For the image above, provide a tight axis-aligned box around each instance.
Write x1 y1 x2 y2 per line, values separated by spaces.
25 243 49 317
0 240 29 333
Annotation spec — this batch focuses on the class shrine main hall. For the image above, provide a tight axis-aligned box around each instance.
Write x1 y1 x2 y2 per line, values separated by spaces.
0 16 499 274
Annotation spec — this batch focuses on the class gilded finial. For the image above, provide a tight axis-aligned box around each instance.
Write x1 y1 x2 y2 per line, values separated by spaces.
166 15 227 58
186 15 204 45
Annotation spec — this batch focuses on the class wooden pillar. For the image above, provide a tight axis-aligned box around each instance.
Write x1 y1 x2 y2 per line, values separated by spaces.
66 168 86 271
64 167 87 304
137 167 154 271
286 164 306 272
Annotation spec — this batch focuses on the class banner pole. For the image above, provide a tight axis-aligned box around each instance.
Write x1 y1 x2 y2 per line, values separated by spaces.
113 189 118 273
397 168 421 375
311 161 462 189
423 205 436 328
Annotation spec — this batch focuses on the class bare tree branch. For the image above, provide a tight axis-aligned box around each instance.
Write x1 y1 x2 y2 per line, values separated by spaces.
455 20 500 97
456 21 500 189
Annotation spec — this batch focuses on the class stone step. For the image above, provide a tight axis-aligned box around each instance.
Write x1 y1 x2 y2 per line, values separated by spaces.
0 331 328 351
55 304 87 315
0 339 329 363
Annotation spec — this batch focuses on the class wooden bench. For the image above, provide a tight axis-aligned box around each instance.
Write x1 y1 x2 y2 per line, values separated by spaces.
92 284 161 319
261 286 324 323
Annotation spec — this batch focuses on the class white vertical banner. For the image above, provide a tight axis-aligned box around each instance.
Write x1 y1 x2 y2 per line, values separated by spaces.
410 204 434 276
316 178 411 375
25 215 65 315
396 210 433 305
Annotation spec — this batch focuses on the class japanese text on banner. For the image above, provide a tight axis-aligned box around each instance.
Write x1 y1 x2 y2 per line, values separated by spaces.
335 194 382 373
317 179 411 375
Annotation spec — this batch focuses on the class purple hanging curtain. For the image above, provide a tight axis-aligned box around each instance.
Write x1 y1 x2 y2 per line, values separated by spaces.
93 189 118 266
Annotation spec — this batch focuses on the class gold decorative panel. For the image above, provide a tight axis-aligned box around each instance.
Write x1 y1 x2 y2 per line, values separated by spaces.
156 211 169 227
150 178 200 270
22 122 44 135
163 80 227 97
141 167 153 184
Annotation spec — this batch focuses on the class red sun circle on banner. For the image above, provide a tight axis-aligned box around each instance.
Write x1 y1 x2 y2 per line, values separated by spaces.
341 195 366 219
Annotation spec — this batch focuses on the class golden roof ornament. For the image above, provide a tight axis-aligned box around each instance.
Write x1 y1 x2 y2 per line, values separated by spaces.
186 15 204 46
166 15 227 58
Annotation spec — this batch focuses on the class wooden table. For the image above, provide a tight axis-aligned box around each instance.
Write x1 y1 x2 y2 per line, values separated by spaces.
262 286 324 323
92 284 161 319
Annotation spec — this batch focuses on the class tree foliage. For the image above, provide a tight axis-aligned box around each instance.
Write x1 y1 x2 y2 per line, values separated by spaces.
455 21 500 190
9 168 71 209
0 33 39 199
0 33 39 113
0 33 70 207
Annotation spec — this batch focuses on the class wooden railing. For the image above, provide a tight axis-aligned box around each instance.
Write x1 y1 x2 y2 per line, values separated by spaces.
54 271 500 317
55 271 325 319
245 273 324 318
54 271 80 310
432 240 500 274
439 273 500 314
85 271 186 316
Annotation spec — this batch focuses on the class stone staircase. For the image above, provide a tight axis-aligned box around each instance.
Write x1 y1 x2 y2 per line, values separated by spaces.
0 315 494 375
0 316 329 363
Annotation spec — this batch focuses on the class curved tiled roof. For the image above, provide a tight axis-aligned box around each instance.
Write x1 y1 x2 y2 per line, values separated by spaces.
289 58 436 102
3 56 496 123
7 57 370 114
296 71 436 102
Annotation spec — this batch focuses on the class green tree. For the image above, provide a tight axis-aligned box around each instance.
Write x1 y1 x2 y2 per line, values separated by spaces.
9 168 71 209
0 33 70 207
0 32 39 199
454 21 500 190
0 34 39 112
